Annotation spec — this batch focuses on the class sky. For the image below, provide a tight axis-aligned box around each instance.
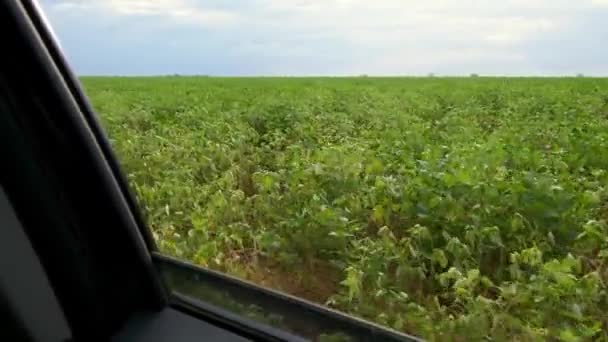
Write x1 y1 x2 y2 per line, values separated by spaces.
40 0 608 76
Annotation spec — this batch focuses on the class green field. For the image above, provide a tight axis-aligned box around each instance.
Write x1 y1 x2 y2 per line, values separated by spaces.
84 77 608 340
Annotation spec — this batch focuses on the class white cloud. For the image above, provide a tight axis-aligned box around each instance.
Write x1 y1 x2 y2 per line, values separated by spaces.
41 0 608 75
233 0 566 56
231 0 573 74
483 18 556 44
591 0 608 6
48 0 239 27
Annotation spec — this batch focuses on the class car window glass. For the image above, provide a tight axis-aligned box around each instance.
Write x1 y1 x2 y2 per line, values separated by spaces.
41 1 608 340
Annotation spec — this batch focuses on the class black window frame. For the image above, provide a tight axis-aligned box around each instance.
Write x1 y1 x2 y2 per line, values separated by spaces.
0 1 422 341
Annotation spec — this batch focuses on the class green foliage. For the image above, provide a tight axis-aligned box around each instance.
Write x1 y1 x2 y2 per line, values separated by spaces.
83 76 608 341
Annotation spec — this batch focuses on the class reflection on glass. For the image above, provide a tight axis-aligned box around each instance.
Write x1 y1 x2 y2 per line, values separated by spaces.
155 254 419 342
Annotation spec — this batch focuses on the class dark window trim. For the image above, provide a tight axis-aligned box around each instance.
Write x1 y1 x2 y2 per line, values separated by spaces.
171 294 307 342
20 0 157 251
1 0 166 339
156 253 422 342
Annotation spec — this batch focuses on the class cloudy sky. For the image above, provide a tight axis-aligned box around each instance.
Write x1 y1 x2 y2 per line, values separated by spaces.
40 0 608 76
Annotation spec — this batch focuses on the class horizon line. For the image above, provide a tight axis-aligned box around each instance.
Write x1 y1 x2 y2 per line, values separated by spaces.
77 74 608 78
